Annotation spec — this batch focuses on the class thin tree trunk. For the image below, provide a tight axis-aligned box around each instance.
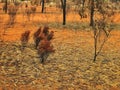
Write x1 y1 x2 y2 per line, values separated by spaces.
41 0 44 13
93 34 97 62
82 0 85 7
63 0 66 25
5 0 7 13
61 0 64 9
90 0 94 26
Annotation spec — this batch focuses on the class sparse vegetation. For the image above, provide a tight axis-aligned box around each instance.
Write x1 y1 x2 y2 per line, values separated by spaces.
0 0 120 90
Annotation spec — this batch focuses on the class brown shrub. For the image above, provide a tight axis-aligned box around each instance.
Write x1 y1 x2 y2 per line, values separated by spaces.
20 30 30 50
35 26 55 63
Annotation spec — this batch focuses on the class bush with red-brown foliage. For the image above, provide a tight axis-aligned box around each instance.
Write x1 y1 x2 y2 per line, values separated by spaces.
33 27 41 39
34 26 54 48
33 27 42 48
47 31 54 41
37 39 55 63
20 30 30 50
20 26 55 63
35 26 55 63
42 26 49 36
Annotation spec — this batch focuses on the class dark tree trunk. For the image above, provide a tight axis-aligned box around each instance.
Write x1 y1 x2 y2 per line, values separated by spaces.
82 0 85 7
60 0 64 9
5 0 7 13
90 0 94 26
63 0 66 25
41 0 44 13
93 32 97 62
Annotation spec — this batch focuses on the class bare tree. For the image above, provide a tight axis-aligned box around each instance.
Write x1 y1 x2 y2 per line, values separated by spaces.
7 3 19 26
30 5 37 20
93 19 112 61
21 3 37 22
78 0 87 19
92 0 114 61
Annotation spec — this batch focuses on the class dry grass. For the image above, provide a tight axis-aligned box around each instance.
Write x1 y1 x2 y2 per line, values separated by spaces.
0 5 120 90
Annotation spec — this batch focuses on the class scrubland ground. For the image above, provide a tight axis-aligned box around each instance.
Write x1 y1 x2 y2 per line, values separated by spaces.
0 5 120 90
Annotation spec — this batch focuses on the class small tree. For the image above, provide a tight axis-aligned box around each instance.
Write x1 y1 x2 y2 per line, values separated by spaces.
92 0 114 61
93 19 112 61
